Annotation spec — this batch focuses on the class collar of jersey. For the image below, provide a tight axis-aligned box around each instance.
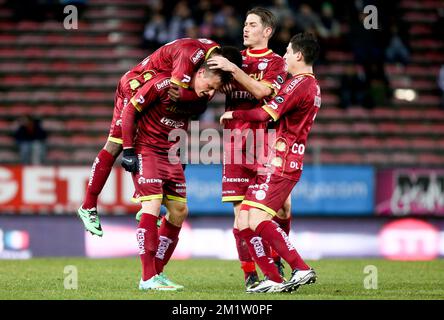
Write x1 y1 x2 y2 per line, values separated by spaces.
293 72 315 79
246 48 272 57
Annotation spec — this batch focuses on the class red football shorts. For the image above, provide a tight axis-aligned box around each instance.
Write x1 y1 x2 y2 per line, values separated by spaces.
242 171 301 216
131 146 186 203
222 162 256 203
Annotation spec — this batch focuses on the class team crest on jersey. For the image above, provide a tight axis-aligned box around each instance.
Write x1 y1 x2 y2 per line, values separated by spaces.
191 49 205 64
155 78 170 91
258 62 268 70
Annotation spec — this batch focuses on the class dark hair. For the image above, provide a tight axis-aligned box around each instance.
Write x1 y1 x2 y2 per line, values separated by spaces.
220 46 242 68
200 61 233 85
208 46 242 69
246 7 277 38
290 33 320 65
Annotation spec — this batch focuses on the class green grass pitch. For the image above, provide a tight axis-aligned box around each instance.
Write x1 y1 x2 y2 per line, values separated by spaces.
0 258 443 300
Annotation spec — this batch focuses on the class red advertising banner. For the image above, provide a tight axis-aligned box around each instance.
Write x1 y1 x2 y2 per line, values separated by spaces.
376 169 444 216
0 166 139 214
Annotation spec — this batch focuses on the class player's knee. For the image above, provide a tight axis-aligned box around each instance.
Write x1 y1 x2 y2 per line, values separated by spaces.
104 141 122 157
141 199 162 215
237 211 249 230
169 202 188 223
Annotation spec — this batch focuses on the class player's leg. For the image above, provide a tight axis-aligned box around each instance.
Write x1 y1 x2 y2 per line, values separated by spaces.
232 201 260 288
237 205 284 293
222 160 259 288
246 176 315 293
133 148 176 291
153 197 187 290
78 85 127 236
270 195 292 278
152 156 187 289
137 199 175 291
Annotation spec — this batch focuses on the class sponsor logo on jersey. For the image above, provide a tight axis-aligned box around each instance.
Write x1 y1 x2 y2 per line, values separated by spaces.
137 177 163 185
198 38 213 44
191 49 205 64
230 91 255 100
284 77 304 94
249 71 264 81
155 78 170 91
314 96 321 108
160 117 185 128
222 177 250 183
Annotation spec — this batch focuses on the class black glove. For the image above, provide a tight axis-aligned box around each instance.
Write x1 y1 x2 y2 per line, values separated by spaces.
121 148 138 172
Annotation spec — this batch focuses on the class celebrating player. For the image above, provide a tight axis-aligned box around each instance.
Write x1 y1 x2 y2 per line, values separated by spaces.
121 61 238 291
77 38 239 237
207 7 291 289
220 33 321 293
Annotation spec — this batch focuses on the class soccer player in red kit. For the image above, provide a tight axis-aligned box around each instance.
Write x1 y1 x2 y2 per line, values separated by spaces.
121 62 235 291
77 38 238 237
207 7 291 288
220 33 321 293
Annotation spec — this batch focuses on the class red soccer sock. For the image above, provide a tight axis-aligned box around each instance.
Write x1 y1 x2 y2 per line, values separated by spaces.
137 213 159 281
256 220 310 271
271 216 291 263
272 215 291 236
233 228 257 278
155 217 181 274
83 149 116 209
239 228 282 283
270 248 281 263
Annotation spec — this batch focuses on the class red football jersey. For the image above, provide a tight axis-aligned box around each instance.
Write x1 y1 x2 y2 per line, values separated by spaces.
124 38 220 92
130 73 208 152
262 73 321 180
224 48 287 132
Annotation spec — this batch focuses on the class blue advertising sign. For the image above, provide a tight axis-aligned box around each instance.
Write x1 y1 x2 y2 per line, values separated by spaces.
185 165 374 216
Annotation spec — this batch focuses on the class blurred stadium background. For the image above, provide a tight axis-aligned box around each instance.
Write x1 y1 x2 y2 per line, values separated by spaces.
0 0 443 264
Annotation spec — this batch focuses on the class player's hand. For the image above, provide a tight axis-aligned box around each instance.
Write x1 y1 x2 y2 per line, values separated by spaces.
121 148 138 172
207 56 236 73
168 83 180 102
219 111 234 125
218 83 234 95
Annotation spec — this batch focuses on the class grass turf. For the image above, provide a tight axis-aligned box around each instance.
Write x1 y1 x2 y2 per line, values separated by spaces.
0 258 443 300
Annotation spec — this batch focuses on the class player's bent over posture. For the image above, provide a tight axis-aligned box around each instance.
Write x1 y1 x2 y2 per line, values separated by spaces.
77 38 239 236
220 33 321 293
121 62 236 291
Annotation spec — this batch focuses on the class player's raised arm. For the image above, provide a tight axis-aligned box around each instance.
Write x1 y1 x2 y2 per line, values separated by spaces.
208 56 273 100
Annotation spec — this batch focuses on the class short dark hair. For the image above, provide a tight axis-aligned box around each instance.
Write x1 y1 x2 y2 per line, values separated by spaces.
246 7 277 38
208 46 242 69
220 46 243 68
200 61 233 85
290 33 320 65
